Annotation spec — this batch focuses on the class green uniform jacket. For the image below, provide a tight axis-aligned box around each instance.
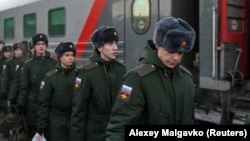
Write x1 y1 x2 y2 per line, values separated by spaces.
37 63 77 129
0 56 9 99
106 40 195 140
17 51 57 126
71 50 126 141
1 57 26 102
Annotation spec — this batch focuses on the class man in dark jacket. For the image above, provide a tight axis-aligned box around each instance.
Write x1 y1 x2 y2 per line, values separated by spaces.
0 45 12 136
37 42 77 141
17 33 57 139
106 17 196 140
71 26 126 141
0 42 26 138
1 43 26 107
0 45 12 111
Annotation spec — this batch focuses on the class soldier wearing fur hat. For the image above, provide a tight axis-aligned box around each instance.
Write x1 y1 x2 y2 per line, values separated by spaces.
106 17 196 140
71 26 126 141
1 43 26 106
0 45 12 136
0 45 12 100
37 42 77 141
0 42 26 137
17 33 57 139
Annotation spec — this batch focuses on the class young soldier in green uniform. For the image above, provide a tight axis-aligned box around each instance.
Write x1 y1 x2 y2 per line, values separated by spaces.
17 33 57 139
0 45 12 112
0 42 25 138
1 43 26 107
37 42 77 141
71 26 126 141
0 45 12 135
106 17 196 140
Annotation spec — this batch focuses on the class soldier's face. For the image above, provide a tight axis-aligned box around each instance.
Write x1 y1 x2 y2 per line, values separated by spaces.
59 51 75 68
34 41 46 55
14 48 23 58
98 41 118 61
3 51 11 59
156 46 183 68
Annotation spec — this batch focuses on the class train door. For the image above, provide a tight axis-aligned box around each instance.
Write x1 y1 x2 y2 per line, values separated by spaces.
219 0 248 81
198 0 249 125
124 0 159 70
199 0 247 90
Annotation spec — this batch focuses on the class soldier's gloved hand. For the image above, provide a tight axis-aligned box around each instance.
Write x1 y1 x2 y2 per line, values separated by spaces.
17 106 25 115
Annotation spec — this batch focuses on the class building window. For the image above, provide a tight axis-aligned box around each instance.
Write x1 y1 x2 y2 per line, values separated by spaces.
24 13 36 38
4 17 14 39
132 0 150 34
49 7 66 36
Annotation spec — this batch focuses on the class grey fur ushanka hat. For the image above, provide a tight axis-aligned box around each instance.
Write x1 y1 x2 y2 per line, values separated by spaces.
13 43 23 50
153 17 196 53
31 33 48 48
55 42 76 58
90 26 119 49
2 45 12 52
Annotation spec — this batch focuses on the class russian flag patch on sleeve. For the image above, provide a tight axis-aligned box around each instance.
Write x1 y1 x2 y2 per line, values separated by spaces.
118 84 133 102
40 81 45 90
75 77 82 88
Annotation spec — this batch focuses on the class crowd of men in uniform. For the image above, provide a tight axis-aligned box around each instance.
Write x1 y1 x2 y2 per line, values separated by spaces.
0 39 34 139
0 26 126 141
0 17 197 141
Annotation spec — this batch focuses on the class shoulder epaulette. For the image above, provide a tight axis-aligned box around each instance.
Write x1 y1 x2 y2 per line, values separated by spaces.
45 69 58 77
136 64 156 77
6 58 13 62
21 57 28 62
115 60 125 67
180 65 192 77
24 58 33 64
83 62 98 70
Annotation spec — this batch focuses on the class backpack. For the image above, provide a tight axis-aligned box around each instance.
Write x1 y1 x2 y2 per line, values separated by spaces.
1 112 18 138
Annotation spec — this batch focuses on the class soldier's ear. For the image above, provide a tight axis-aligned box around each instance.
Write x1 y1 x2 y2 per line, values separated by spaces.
97 46 103 53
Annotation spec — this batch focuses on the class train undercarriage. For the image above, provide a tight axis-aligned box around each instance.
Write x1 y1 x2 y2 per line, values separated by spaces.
195 80 250 125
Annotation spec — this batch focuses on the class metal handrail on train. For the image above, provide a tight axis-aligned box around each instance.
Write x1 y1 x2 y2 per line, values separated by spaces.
226 48 244 86
212 6 216 79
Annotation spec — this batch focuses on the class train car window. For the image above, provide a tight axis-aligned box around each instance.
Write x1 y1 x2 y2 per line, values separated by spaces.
48 7 65 36
23 13 36 38
4 17 14 39
132 0 150 34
